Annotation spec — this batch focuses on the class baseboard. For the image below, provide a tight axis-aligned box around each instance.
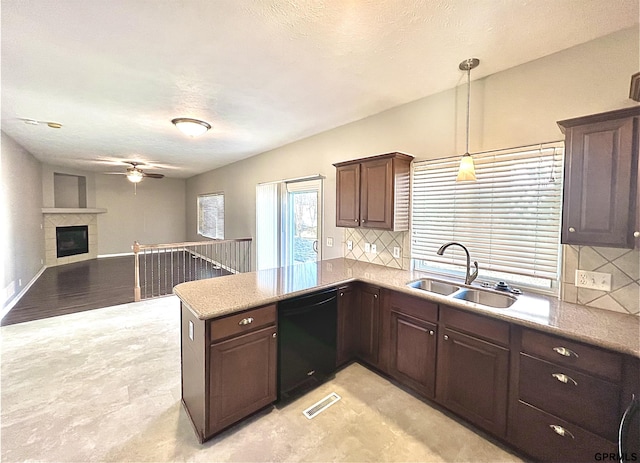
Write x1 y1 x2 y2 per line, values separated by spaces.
97 252 134 258
1 265 47 320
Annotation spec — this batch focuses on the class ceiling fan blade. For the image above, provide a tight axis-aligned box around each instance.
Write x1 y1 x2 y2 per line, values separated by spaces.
142 172 164 179
103 172 127 175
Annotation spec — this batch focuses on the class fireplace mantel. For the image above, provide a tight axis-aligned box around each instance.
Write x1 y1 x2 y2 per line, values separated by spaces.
42 208 107 214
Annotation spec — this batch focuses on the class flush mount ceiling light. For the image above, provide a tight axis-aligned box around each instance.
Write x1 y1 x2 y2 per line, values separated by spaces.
456 58 480 182
19 118 63 129
171 117 211 137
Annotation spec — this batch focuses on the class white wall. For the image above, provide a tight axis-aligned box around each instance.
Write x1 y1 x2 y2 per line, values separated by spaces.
95 174 186 255
186 28 639 268
2 132 45 307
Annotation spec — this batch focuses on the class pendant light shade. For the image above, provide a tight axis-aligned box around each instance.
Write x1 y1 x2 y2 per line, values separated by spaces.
456 153 476 181
456 58 479 182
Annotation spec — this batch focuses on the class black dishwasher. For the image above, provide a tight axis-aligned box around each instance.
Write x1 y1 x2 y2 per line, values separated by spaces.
278 288 337 401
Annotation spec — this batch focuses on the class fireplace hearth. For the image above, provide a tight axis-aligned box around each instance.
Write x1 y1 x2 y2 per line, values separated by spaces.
56 225 89 258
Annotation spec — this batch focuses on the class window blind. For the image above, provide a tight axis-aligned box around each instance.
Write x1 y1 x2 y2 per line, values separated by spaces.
198 193 224 240
411 144 564 283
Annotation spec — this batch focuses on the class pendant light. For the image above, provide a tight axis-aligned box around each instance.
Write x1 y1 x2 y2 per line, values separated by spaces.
456 58 480 182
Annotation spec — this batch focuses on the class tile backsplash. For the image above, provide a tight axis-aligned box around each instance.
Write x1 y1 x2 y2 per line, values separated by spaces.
561 245 639 316
343 228 411 270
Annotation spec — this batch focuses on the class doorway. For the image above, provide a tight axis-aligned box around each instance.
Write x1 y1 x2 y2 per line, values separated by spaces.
256 177 323 270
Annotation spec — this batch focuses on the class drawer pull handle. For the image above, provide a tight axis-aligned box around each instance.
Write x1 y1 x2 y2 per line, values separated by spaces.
429 330 434 336
444 335 449 341
307 370 315 376
238 317 254 326
549 424 575 439
553 346 578 358
552 373 578 386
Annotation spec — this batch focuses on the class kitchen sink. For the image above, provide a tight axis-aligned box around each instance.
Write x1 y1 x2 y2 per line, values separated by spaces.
407 278 460 296
451 288 517 309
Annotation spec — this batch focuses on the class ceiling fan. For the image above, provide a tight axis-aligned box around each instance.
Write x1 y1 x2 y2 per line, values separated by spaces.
105 161 165 183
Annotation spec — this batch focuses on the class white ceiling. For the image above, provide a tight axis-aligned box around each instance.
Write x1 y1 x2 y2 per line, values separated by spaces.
2 0 638 179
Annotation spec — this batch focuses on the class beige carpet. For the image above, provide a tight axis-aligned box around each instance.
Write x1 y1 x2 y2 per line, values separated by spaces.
1 296 524 462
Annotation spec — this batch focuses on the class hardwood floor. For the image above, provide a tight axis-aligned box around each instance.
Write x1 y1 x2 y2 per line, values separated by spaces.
2 254 231 326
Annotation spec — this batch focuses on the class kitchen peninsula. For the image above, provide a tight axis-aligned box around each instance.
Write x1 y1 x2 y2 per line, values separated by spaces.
174 258 640 461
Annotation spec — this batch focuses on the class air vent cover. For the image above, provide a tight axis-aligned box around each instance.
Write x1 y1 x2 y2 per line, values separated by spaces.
302 392 341 419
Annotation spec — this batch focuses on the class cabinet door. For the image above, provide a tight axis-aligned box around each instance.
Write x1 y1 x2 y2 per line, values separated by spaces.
336 164 360 227
337 285 356 366
356 285 380 366
360 157 393 230
209 325 277 435
436 327 509 437
389 311 437 398
562 116 637 247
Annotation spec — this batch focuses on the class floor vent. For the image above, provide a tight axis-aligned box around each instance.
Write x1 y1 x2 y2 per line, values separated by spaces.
302 392 341 419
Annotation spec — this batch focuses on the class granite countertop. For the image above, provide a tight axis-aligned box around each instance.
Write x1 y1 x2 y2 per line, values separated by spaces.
174 258 640 358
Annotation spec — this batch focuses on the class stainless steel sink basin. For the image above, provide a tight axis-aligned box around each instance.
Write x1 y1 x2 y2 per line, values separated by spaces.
452 288 517 308
407 279 461 296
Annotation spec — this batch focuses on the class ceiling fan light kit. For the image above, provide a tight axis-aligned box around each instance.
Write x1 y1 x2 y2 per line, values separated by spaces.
127 169 144 183
456 57 479 182
171 117 211 137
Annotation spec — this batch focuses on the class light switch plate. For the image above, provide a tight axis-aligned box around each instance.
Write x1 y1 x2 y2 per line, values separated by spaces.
326 237 333 247
393 247 401 258
575 270 612 291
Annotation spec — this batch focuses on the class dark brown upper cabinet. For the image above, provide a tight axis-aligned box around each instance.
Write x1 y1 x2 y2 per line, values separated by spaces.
558 106 640 248
334 152 413 231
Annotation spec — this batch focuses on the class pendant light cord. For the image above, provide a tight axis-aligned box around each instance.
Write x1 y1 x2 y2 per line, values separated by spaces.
465 64 471 155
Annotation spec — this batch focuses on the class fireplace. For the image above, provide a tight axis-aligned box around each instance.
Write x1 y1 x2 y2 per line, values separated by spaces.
56 225 89 258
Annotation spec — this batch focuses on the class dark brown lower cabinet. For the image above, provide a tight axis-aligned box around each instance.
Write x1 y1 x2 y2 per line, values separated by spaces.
390 311 437 398
510 401 616 463
436 326 509 437
388 292 438 398
181 303 277 443
209 325 277 434
336 284 356 366
355 284 380 366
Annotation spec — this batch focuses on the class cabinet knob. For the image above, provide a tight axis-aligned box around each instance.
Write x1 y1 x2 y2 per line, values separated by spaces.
362 219 366 223
568 227 576 233
340 292 344 297
272 332 277 338
553 346 578 358
373 294 378 299
634 231 640 238
354 219 358 223
238 317 254 326
552 373 578 386
443 334 449 341
549 425 575 439
429 330 435 336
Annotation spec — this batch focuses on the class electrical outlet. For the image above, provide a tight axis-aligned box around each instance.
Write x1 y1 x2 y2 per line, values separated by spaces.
371 244 377 254
364 243 371 253
347 240 353 250
393 247 401 258
575 270 612 291
326 237 333 247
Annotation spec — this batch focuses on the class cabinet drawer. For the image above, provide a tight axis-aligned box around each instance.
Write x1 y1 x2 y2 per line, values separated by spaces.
440 306 509 346
521 328 622 381
389 291 438 323
210 304 277 343
519 353 620 440
510 401 616 463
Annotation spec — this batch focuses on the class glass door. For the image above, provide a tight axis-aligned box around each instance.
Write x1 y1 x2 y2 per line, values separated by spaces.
283 179 322 266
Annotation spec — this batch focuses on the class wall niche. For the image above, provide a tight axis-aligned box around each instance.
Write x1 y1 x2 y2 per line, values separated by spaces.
54 173 87 208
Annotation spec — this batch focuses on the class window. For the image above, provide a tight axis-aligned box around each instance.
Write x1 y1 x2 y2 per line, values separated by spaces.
198 193 224 239
411 143 563 291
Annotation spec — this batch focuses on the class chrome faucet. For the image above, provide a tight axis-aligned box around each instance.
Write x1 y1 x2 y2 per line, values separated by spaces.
436 242 479 286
